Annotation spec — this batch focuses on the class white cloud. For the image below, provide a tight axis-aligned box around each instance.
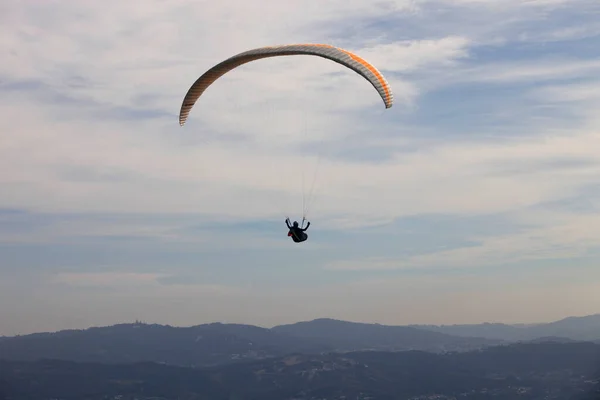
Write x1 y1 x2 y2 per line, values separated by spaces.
2 0 600 332
325 257 406 271
518 23 600 43
429 0 581 10
50 271 243 294
3 90 600 226
472 59 600 84
326 208 600 271
531 81 600 103
350 36 471 72
415 58 600 96
53 272 168 288
0 1 481 223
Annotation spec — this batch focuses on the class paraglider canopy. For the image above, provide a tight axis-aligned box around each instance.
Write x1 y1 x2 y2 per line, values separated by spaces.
178 43 394 126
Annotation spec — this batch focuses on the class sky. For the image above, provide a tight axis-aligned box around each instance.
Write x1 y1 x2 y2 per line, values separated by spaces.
2 0 600 335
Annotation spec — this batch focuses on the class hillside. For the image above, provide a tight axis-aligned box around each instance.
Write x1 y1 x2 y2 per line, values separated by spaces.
1 342 600 400
272 318 501 351
0 320 500 367
4 314 600 368
412 314 600 341
0 322 331 367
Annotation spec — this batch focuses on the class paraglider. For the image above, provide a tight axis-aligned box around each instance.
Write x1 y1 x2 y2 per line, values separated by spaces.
286 218 310 243
178 43 394 243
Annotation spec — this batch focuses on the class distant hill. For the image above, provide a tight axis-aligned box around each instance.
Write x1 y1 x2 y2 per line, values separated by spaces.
0 322 331 367
522 336 581 344
411 314 600 341
0 319 501 367
526 314 600 341
412 322 527 341
272 318 502 352
1 342 600 400
3 314 600 368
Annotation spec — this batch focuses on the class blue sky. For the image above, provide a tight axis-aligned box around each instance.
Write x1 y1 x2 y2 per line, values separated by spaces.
2 0 600 335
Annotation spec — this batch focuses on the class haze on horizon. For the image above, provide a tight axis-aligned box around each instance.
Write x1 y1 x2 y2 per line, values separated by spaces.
2 0 600 336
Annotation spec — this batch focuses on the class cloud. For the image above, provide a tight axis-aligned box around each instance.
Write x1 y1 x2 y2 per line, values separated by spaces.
326 195 600 271
351 36 471 72
530 80 600 104
2 0 600 334
50 271 243 294
466 59 600 84
52 272 167 288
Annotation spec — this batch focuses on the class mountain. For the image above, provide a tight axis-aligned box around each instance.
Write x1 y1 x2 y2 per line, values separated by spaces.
272 318 502 351
524 336 580 344
412 322 527 341
412 314 600 342
5 314 600 369
0 319 502 367
0 322 331 367
1 342 600 400
525 314 600 341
